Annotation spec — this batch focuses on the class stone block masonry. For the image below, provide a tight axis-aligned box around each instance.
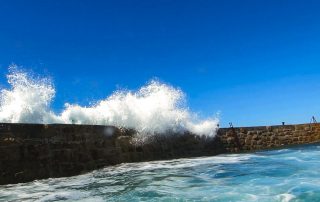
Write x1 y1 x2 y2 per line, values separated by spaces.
1 123 320 185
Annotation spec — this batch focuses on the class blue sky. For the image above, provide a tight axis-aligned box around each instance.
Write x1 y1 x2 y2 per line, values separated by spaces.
0 0 320 127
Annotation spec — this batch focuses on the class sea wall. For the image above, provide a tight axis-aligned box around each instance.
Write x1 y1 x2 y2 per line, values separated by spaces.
1 123 320 185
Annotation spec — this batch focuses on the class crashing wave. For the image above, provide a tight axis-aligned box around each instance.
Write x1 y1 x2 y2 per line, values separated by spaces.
0 65 219 137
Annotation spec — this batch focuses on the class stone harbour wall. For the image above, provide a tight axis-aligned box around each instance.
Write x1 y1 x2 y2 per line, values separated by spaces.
1 122 320 185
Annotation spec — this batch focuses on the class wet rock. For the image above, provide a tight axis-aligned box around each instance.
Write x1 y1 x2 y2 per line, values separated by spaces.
1 123 320 185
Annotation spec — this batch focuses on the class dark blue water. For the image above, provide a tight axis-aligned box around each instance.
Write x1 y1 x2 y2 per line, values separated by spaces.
1 144 320 202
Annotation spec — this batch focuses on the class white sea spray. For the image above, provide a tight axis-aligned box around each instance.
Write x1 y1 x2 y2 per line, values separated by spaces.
0 65 219 137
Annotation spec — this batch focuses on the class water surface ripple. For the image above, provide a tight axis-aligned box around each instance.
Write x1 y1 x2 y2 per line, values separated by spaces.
1 144 320 202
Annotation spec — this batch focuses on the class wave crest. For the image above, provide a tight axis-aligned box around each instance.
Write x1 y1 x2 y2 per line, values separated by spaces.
0 65 219 137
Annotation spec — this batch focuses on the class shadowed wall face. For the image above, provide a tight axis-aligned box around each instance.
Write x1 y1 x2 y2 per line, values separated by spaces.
1 123 320 185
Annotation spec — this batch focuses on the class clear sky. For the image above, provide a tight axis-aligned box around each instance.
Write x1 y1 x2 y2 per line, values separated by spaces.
1 0 320 127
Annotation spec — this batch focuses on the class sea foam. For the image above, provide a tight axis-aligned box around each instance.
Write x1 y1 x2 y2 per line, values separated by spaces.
0 65 219 137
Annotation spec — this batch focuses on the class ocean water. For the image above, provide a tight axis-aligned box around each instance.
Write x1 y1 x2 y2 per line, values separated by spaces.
1 144 320 202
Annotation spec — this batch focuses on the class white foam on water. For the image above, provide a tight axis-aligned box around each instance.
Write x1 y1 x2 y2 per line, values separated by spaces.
99 154 254 175
34 191 90 202
0 65 219 137
276 193 295 202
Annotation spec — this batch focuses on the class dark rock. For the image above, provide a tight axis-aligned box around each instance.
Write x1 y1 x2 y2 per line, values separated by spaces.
0 122 320 185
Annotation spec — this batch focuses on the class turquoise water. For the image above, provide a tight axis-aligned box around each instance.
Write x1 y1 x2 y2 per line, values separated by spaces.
1 144 320 202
